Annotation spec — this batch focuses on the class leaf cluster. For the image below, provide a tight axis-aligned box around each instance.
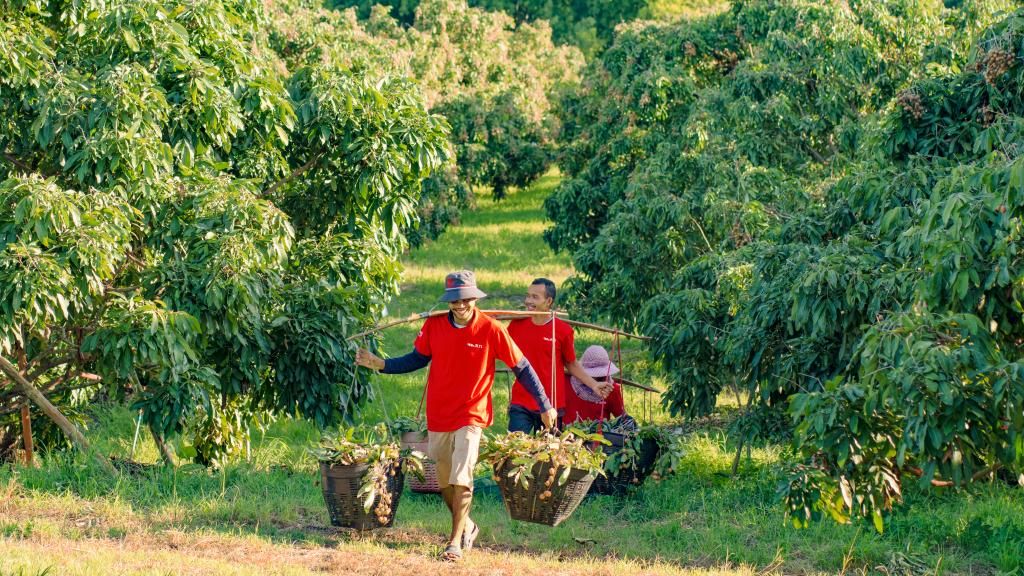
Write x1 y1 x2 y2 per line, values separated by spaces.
570 416 687 480
270 0 584 205
544 0 1024 529
314 424 426 519
0 0 448 465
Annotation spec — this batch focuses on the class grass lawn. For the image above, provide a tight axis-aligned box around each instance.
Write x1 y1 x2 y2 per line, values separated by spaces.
2 172 1024 575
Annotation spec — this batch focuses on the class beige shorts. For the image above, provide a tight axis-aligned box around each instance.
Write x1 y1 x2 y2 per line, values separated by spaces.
427 425 482 490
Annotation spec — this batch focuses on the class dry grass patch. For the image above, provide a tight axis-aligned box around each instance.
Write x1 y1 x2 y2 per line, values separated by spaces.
1 478 758 576
0 518 758 576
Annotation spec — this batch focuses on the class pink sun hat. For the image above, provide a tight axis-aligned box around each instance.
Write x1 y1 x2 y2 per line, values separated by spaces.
570 345 619 403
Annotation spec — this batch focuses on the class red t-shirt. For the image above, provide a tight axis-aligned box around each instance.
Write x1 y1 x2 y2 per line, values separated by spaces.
564 382 625 424
415 310 523 432
507 317 576 411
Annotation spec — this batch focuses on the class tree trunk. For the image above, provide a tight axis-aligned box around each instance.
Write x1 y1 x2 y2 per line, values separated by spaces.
150 424 176 466
16 348 33 466
0 355 117 476
20 403 33 466
731 438 745 476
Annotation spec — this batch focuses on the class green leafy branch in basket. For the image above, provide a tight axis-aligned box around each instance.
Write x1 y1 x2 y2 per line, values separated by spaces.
480 430 607 499
385 416 427 437
313 424 425 522
572 416 686 482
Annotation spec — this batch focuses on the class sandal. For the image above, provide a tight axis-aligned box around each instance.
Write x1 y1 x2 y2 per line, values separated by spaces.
439 544 462 562
461 521 480 552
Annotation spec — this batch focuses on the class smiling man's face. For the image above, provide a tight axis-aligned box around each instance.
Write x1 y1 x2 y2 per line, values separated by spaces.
524 283 552 312
449 298 477 324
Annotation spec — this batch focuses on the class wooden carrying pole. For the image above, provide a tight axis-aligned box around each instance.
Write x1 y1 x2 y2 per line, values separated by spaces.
561 319 650 341
616 376 662 394
346 309 568 341
550 310 557 427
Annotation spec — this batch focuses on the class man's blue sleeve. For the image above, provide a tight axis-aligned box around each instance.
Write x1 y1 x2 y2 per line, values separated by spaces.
382 349 431 374
511 358 553 412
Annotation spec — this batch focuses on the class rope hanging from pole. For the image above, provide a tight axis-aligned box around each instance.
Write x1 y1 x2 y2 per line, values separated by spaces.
362 336 392 428
550 309 557 431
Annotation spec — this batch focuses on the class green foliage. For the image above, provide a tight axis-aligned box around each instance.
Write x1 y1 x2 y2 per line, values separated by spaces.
545 0 1024 528
330 0 729 58
385 416 427 436
6 179 1024 573
438 91 552 199
274 0 583 204
0 0 448 465
569 415 687 480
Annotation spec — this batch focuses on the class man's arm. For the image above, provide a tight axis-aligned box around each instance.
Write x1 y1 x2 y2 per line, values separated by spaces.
566 360 612 398
510 357 552 412
383 350 431 374
355 348 430 373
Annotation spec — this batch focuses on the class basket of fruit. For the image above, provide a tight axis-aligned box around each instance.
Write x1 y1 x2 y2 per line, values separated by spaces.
480 430 606 526
313 425 425 529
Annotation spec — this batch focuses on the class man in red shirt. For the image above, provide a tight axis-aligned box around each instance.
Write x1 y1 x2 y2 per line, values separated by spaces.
355 270 555 562
506 278 612 433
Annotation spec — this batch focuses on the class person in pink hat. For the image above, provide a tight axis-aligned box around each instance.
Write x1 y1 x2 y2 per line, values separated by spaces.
564 345 627 425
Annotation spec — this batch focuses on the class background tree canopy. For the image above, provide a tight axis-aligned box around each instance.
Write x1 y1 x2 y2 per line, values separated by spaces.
544 0 1024 528
272 0 583 213
0 0 449 465
329 0 728 58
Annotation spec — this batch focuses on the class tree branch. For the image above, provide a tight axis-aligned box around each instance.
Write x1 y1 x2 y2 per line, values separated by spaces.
803 142 827 164
26 354 79 383
0 355 117 476
1 152 37 174
904 464 1001 487
262 153 324 197
0 380 100 417
150 424 176 466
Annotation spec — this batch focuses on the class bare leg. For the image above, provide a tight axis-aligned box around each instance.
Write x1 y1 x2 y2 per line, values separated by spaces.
441 485 454 513
447 485 473 547
441 486 474 544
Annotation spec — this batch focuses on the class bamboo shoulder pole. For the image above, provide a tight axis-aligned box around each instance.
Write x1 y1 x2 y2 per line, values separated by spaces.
614 376 663 394
346 309 568 341
550 310 557 418
560 319 651 341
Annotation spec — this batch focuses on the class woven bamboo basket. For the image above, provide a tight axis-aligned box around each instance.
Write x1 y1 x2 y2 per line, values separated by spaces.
400 431 440 494
320 460 405 529
589 432 660 495
494 459 595 526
